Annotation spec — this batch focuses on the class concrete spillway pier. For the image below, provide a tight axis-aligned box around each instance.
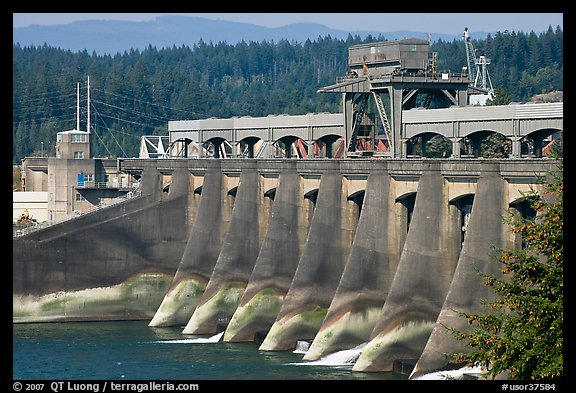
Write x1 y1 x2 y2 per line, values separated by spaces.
13 158 558 377
149 166 233 327
303 166 400 360
259 169 357 351
352 161 460 372
182 165 268 334
224 165 310 342
409 162 512 379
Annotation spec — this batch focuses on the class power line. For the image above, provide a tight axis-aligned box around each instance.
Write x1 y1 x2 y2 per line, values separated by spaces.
13 116 77 128
14 83 203 131
13 79 206 159
90 99 172 126
90 103 126 157
93 88 206 118
90 110 162 131
12 94 77 116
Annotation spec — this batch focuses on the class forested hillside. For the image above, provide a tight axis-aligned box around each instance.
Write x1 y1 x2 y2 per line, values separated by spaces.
12 26 562 163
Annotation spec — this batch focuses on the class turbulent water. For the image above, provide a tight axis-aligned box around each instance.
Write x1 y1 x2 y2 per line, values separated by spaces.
13 321 408 381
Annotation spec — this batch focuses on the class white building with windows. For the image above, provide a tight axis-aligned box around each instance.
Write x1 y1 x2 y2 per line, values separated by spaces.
56 129 90 159
12 191 48 223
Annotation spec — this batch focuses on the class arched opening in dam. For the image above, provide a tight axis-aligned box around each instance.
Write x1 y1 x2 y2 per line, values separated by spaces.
450 194 475 248
520 128 562 158
509 195 539 250
203 137 231 158
316 135 345 158
227 186 238 197
347 190 365 221
238 136 262 158
304 188 319 225
262 187 277 224
397 192 417 235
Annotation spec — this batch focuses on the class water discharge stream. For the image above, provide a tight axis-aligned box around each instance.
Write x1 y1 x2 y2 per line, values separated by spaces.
153 331 224 344
292 343 367 366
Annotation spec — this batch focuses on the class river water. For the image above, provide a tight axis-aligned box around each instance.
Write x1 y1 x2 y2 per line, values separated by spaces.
12 320 408 381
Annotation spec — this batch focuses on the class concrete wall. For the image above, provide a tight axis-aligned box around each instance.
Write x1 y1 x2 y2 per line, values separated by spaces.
182 163 268 334
409 162 514 379
259 167 357 350
13 158 559 377
13 167 190 322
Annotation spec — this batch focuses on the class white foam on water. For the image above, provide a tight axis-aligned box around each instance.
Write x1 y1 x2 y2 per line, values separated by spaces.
291 342 367 366
412 365 483 380
292 340 310 354
153 331 224 344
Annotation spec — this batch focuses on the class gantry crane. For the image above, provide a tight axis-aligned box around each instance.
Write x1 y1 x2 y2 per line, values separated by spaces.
463 27 494 94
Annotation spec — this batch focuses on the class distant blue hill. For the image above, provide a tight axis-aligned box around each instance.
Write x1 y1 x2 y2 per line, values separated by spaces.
13 15 483 55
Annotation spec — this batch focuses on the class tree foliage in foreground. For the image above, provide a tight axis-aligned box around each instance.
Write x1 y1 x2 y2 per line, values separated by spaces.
450 162 563 380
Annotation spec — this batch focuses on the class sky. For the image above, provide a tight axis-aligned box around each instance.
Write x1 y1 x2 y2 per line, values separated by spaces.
12 13 564 35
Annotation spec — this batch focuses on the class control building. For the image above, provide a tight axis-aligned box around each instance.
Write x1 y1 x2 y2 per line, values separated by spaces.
18 128 138 224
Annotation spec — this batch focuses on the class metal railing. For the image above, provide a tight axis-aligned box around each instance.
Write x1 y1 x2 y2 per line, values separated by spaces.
76 181 134 189
13 187 143 238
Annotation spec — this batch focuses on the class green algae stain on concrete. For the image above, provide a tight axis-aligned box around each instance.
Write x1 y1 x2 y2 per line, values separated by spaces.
259 306 329 351
148 277 210 327
121 273 172 298
209 282 247 315
13 272 174 323
300 306 328 323
224 288 284 339
353 319 437 372
234 288 284 325
171 279 207 302
183 281 247 334
39 294 68 313
304 307 382 361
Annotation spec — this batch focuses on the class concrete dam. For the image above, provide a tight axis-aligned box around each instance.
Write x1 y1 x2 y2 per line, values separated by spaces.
13 157 559 377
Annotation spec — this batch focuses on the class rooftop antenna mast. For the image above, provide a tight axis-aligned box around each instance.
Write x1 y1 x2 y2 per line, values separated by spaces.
87 76 90 133
76 82 80 130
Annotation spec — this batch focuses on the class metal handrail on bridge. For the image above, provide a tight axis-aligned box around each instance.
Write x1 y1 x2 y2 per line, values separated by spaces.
77 181 134 189
13 187 143 238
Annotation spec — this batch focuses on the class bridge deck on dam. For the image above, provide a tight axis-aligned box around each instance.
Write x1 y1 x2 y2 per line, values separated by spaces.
166 102 562 159
402 101 563 139
118 157 558 180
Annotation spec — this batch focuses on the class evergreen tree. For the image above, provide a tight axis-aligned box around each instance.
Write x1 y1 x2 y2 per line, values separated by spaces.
12 28 563 163
424 135 452 158
449 163 563 380
486 88 511 106
480 133 511 158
